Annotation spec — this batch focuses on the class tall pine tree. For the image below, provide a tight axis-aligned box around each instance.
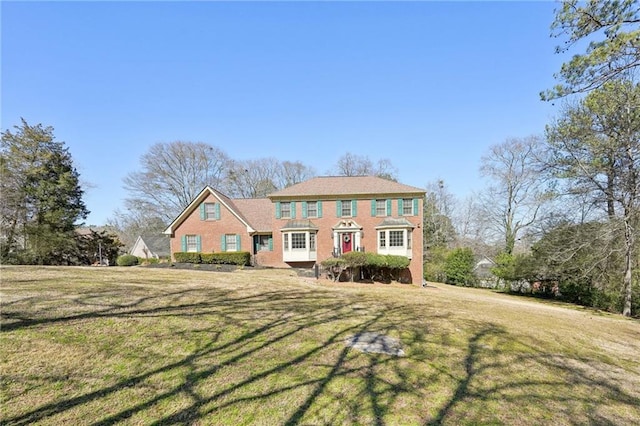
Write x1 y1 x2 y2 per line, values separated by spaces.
1 119 89 264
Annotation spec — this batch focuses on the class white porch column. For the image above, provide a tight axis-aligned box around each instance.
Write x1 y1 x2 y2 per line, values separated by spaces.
355 231 361 251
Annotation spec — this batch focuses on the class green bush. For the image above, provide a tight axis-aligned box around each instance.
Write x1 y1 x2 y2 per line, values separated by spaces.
385 254 410 270
320 258 346 268
341 251 368 267
323 253 410 283
423 246 449 283
200 252 251 265
116 254 139 266
173 251 250 266
173 252 202 263
444 248 476 286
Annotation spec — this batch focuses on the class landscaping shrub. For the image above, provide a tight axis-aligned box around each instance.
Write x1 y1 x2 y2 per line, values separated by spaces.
322 253 410 283
174 252 202 263
116 254 139 266
200 252 251 266
444 247 476 286
173 251 250 266
320 257 347 281
424 246 449 283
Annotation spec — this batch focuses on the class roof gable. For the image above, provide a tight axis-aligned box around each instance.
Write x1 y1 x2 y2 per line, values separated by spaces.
139 234 170 256
269 176 425 199
164 187 256 235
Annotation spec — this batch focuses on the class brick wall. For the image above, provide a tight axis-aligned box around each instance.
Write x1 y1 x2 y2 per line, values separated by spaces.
169 193 252 256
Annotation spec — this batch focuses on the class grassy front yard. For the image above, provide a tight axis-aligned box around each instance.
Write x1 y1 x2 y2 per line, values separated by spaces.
2 266 639 425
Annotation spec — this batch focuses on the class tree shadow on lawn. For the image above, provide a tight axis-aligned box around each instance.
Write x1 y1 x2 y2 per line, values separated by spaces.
3 282 640 426
4 285 427 425
425 325 640 425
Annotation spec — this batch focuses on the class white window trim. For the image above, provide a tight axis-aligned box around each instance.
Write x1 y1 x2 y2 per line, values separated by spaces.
225 234 238 252
280 202 292 219
282 230 317 261
402 199 414 216
186 235 198 252
204 203 217 220
307 201 318 218
376 229 412 259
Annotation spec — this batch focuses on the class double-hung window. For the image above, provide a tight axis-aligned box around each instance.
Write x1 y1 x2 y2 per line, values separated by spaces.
225 234 238 252
341 201 352 217
376 199 386 216
402 199 414 216
185 235 199 252
310 232 316 252
338 200 356 217
306 201 318 218
379 231 386 248
280 202 292 219
200 202 220 220
204 203 216 219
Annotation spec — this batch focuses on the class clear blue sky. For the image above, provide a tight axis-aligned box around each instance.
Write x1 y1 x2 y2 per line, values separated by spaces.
2 1 564 226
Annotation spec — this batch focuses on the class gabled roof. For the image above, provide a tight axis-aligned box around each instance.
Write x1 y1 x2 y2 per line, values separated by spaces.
137 234 170 256
269 176 425 199
164 186 259 235
129 234 171 256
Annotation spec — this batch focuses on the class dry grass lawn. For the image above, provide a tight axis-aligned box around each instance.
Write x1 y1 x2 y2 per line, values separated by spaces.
1 266 639 425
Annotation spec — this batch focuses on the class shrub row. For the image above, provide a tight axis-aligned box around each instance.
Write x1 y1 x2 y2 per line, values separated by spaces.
321 252 410 282
173 251 251 266
326 251 410 269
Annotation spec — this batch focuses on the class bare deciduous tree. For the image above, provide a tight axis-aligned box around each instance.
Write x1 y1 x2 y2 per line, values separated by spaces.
225 158 280 198
479 136 550 255
276 161 317 189
329 152 398 181
122 141 229 222
423 179 457 250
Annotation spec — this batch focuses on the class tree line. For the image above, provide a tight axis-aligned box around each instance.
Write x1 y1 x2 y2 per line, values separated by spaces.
424 1 640 317
1 1 638 316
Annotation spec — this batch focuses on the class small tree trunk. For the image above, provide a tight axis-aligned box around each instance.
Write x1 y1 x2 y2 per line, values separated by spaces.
622 218 634 317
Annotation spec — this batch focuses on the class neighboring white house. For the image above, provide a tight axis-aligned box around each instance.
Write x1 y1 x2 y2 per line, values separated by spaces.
130 234 170 259
474 256 497 288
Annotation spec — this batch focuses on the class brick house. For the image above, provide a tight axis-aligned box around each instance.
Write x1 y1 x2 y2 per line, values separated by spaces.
164 176 425 283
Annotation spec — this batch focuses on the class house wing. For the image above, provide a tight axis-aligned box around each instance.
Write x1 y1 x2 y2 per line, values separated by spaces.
164 186 257 235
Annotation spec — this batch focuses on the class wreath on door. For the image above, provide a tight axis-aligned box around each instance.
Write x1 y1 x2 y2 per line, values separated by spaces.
343 234 351 243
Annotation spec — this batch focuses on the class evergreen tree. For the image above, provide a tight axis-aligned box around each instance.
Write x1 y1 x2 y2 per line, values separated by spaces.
1 119 89 264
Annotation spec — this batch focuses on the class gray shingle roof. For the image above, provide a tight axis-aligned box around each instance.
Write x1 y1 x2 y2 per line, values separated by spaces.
375 218 416 229
231 198 273 232
141 234 171 256
280 220 319 231
269 176 425 199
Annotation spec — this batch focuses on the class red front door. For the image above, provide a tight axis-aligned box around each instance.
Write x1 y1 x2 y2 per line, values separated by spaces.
341 233 352 253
